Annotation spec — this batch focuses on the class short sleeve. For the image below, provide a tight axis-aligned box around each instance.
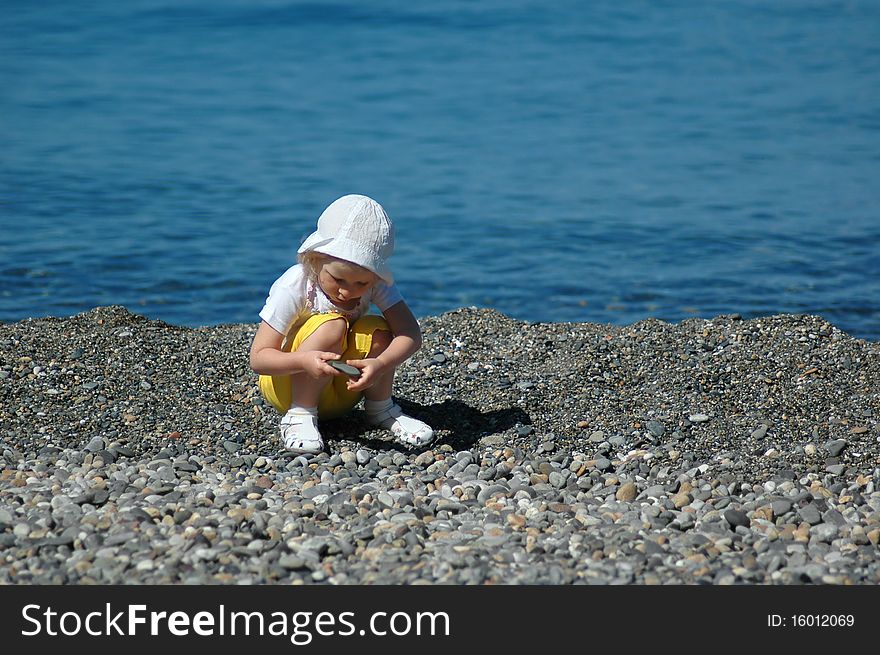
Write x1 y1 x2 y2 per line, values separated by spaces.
370 280 403 312
258 265 308 335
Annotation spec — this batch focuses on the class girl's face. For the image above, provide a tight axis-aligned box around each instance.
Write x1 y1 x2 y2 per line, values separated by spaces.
317 259 377 307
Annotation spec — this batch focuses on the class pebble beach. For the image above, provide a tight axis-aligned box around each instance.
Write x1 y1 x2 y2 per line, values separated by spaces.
1 306 878 585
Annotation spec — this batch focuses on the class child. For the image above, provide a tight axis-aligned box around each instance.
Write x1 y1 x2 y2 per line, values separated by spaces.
249 194 435 455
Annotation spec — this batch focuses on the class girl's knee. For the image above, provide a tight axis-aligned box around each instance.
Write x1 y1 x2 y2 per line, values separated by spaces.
369 329 392 356
300 317 348 351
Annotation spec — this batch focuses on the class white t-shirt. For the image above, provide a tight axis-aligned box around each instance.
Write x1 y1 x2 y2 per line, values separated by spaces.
259 264 403 339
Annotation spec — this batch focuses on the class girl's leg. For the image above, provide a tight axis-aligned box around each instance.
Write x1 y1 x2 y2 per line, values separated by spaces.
289 317 347 408
274 316 347 454
359 328 434 447
258 314 350 415
361 328 394 402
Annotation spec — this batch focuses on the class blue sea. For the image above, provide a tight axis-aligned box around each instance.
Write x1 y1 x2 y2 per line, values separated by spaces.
2 0 879 340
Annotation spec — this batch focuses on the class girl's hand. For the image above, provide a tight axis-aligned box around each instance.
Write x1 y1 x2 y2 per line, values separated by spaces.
304 352 343 379
344 357 387 391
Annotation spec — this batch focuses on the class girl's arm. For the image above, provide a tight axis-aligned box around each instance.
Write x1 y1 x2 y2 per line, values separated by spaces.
345 301 422 391
249 321 340 378
372 300 422 369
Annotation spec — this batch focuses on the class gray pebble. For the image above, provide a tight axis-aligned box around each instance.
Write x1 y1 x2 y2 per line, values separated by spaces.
771 499 792 516
824 440 846 457
822 509 847 527
646 420 665 437
798 503 823 525
723 509 749 528
85 436 105 452
549 471 567 489
810 524 838 542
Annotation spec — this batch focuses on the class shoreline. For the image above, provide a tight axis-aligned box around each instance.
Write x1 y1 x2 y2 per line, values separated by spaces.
1 305 878 584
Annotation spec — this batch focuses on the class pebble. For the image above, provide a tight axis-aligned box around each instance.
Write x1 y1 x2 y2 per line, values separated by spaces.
0 305 878 585
85 437 105 453
723 510 749 529
824 440 846 457
798 504 823 525
646 421 665 437
811 524 838 542
771 500 792 517
671 492 691 509
616 482 637 502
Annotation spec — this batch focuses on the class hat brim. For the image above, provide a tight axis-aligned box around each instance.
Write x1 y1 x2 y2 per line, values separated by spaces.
298 233 394 284
297 230 332 254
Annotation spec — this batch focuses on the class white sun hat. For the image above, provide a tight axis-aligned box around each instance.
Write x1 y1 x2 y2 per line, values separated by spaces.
297 194 395 283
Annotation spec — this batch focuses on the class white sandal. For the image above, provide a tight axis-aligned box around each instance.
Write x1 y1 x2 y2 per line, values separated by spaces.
366 403 434 447
279 409 324 454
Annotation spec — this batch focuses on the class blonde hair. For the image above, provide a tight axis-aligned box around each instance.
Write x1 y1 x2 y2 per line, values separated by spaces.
298 251 330 280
